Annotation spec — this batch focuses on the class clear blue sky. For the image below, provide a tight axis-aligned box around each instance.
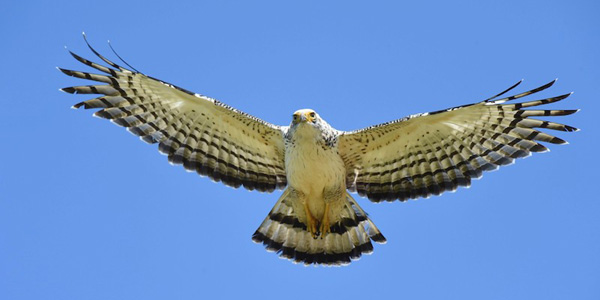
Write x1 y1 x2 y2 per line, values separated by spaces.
1 1 598 299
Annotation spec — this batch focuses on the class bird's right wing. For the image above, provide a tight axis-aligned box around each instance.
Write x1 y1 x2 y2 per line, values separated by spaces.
59 37 287 192
338 80 578 202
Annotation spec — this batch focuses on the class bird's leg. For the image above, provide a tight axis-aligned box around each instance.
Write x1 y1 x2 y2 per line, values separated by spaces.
303 200 319 239
318 202 331 239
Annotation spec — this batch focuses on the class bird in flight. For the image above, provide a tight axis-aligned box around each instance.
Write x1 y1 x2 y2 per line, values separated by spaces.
59 35 578 266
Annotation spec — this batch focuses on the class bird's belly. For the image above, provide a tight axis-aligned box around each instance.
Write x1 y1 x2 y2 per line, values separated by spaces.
285 142 346 221
285 143 346 200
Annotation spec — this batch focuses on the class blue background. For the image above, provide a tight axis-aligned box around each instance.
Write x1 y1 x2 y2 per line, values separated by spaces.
1 1 598 299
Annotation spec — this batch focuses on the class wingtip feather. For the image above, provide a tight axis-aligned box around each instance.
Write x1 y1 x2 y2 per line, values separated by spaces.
57 67 72 76
59 87 76 94
550 136 567 144
565 109 580 115
542 78 557 89
93 110 111 119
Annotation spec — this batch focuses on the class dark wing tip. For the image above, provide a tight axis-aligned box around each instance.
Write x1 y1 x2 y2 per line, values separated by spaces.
71 102 85 109
549 136 568 145
530 143 549 152
81 32 123 70
93 110 112 119
68 49 85 62
536 79 558 92
57 67 74 76
485 79 523 101
108 39 140 73
563 109 580 116
59 87 76 94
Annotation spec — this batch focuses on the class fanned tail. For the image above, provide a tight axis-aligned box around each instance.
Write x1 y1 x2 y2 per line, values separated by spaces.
252 190 385 266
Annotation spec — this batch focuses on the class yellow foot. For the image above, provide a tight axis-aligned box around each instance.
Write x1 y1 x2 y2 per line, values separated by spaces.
318 203 331 239
304 201 320 239
307 215 319 239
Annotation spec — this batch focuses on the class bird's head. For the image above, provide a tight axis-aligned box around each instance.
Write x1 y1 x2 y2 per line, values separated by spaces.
288 109 329 139
291 109 320 126
287 108 337 144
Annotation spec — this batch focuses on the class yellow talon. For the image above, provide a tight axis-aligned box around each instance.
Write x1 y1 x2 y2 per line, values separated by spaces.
304 200 319 239
319 202 331 239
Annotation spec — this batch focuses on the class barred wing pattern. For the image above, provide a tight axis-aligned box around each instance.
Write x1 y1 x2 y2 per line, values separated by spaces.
338 80 578 202
60 41 287 192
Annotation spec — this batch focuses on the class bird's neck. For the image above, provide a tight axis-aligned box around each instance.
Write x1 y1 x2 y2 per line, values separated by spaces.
292 124 323 142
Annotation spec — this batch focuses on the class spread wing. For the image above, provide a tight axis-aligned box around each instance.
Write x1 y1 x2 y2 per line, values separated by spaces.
59 37 287 192
338 80 578 202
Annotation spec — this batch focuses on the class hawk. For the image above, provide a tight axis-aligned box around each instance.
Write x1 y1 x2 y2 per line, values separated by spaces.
59 36 578 266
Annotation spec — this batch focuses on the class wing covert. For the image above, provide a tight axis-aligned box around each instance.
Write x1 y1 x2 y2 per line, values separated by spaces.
60 37 287 192
338 80 578 202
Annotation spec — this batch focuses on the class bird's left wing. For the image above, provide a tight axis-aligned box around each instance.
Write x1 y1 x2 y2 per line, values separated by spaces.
338 80 578 202
59 39 287 192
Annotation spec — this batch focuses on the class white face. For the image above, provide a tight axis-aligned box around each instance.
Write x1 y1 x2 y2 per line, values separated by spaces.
292 109 318 125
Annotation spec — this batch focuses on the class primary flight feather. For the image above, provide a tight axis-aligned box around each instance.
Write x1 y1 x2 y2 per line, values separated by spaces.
60 35 578 266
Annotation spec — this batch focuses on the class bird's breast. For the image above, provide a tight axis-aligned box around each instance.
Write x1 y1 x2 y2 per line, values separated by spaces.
284 135 346 197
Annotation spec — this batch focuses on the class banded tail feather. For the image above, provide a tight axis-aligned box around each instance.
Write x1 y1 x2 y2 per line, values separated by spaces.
252 190 386 266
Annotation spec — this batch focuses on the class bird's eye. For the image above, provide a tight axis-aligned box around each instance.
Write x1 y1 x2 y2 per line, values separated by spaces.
309 112 316 118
